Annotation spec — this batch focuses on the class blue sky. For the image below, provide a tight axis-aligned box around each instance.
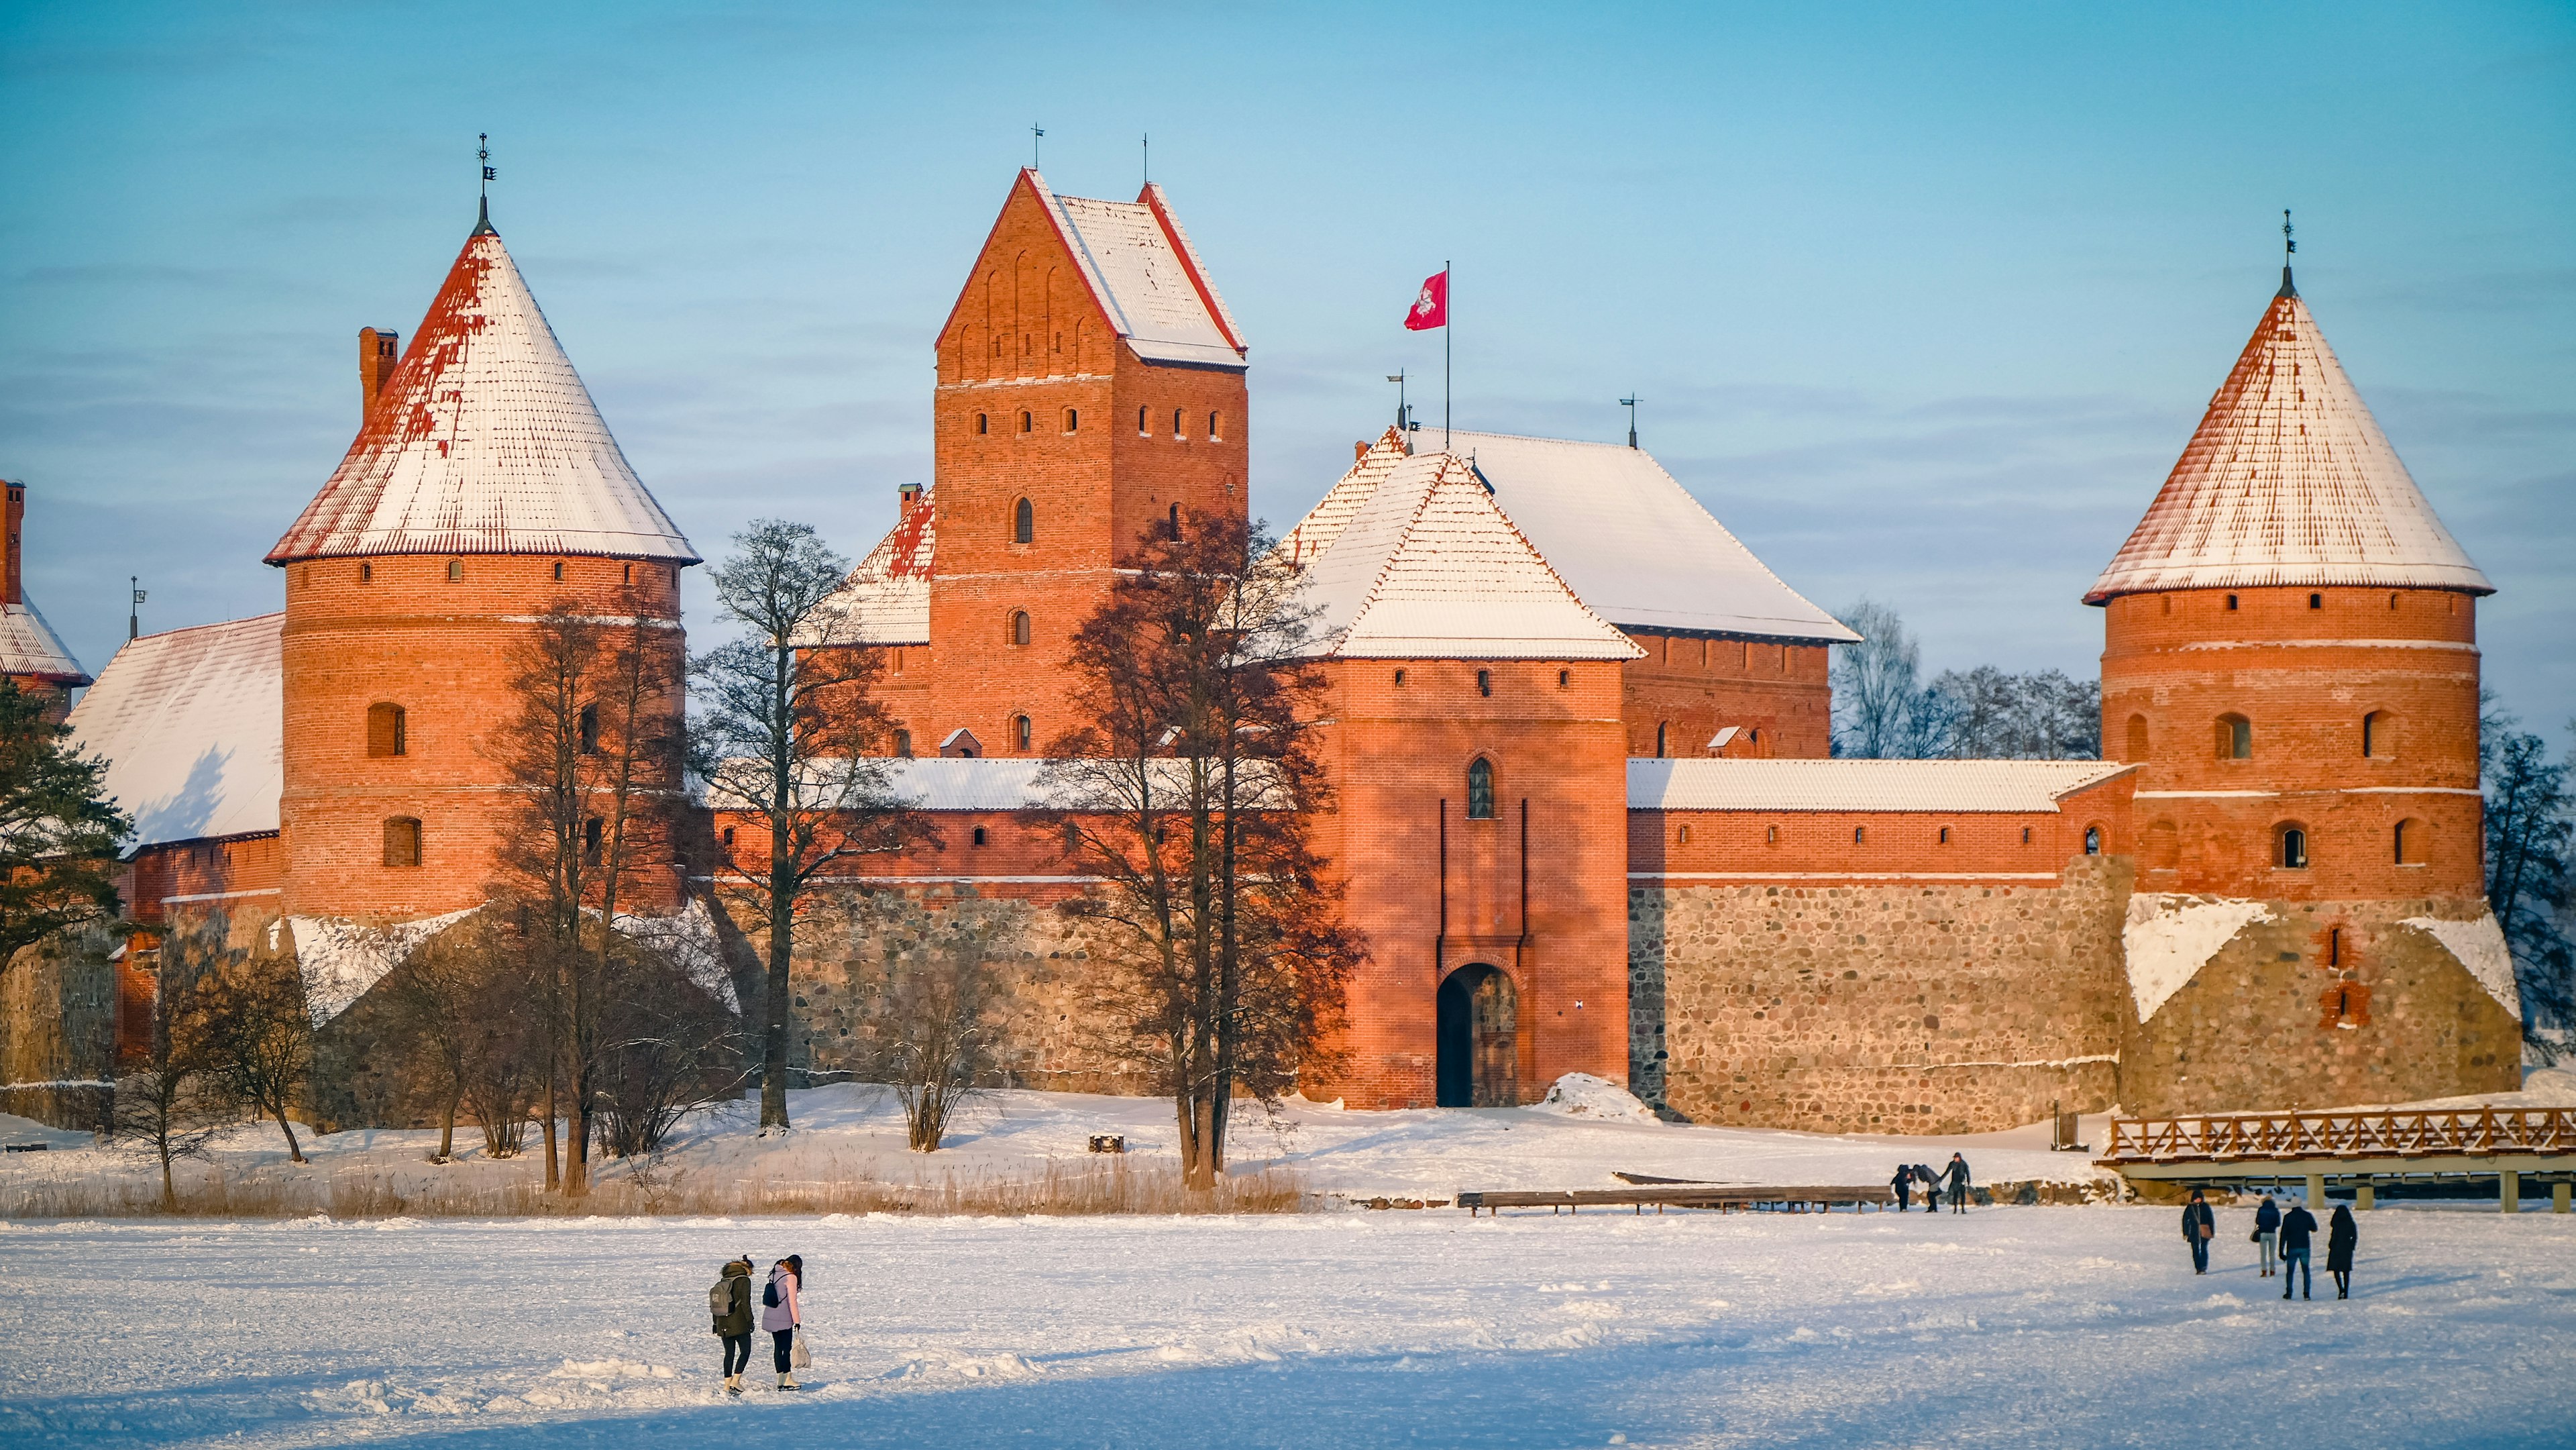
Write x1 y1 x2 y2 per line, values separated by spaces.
5 1 2570 740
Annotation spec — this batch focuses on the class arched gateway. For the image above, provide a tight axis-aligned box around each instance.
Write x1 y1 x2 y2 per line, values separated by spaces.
1435 964 1519 1106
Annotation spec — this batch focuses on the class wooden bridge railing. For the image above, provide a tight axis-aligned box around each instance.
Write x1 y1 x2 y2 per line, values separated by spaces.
2100 1108 2576 1164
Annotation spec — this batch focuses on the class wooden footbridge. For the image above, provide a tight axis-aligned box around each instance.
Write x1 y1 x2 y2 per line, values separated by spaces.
1457 1182 1894 1216
2098 1107 2576 1211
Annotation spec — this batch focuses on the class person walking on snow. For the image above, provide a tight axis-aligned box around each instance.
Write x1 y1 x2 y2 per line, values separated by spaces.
763 1254 804 1389
2325 1204 2359 1299
1892 1163 1914 1212
2181 1189 2216 1274
2279 1200 2318 1300
1944 1153 1972 1213
710 1255 757 1394
2253 1194 2281 1278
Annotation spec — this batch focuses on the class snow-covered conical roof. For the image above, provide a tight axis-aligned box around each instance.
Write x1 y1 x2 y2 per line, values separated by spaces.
2086 277 2489 603
0 600 89 688
268 216 698 566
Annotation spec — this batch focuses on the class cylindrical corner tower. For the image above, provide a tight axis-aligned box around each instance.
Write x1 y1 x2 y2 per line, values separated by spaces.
2089 266 2518 1114
267 211 698 923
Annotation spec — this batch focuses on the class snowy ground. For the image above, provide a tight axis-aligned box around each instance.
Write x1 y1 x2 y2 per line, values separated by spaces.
0 1077 2128 1213
4 1201 2572 1447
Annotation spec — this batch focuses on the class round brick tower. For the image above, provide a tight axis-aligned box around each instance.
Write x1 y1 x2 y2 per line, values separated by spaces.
266 203 698 923
2089 262 2520 1114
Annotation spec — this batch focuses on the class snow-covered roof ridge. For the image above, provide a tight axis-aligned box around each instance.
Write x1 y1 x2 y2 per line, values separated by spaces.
2086 285 2491 603
1279 428 1409 569
810 493 934 646
267 219 698 566
1297 428 1857 645
0 599 89 686
1296 450 1642 662
66 613 285 847
1025 170 1247 370
1629 758 2132 813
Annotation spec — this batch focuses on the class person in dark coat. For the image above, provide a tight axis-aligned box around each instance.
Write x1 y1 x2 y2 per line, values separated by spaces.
711 1256 755 1394
2180 1189 2216 1274
1891 1163 1914 1211
2278 1200 2318 1300
2253 1194 2282 1278
1944 1153 1972 1213
2325 1204 2359 1298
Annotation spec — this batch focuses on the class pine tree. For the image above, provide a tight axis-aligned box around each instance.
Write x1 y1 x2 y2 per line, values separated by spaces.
0 678 129 963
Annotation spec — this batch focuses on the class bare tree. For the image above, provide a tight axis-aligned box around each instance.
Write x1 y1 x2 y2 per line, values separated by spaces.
593 931 742 1159
458 913 546 1160
486 594 686 1194
195 953 314 1163
693 520 918 1135
110 923 233 1209
874 939 999 1152
1039 511 1362 1189
1831 599 1949 759
381 927 478 1163
1932 666 2102 760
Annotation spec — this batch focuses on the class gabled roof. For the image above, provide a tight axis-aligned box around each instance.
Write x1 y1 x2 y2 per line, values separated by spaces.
2087 277 2491 603
1628 758 2132 813
1295 430 1856 644
1025 171 1247 370
810 494 933 645
65 613 284 847
1296 449 1642 662
0 600 89 686
267 217 698 566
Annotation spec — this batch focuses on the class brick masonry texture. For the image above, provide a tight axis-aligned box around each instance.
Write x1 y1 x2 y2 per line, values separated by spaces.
1634 858 2129 1134
1620 632 1831 760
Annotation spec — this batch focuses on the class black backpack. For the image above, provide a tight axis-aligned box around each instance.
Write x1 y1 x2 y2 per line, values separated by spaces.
763 1276 780 1308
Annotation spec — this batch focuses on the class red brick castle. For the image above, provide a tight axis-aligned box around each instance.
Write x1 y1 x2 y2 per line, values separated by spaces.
1 173 2520 1133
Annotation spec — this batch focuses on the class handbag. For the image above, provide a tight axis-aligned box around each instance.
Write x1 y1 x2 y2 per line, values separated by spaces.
792 1328 813 1370
2197 1221 2212 1239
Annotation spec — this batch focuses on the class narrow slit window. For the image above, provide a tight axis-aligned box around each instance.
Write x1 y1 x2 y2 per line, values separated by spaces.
1169 503 1181 539
893 729 912 759
1020 411 1033 433
447 559 464 582
1558 668 1571 688
1209 411 1222 439
582 817 604 864
976 413 989 435
2308 592 2323 610
1854 826 1867 845
1173 407 1186 437
1939 825 1951 845
360 562 372 583
1466 758 1495 820
1478 669 1493 698
2084 825 2102 855
382 817 423 869
1063 407 1078 433
578 704 600 755
366 703 407 758
2218 714 2252 760
1014 497 1034 543
2277 825 2309 870
1013 714 1032 752
1138 405 1149 434
1010 610 1032 646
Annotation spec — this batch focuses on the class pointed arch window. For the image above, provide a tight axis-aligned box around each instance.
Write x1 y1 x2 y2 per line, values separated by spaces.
1014 497 1034 543
1010 610 1032 647
1013 714 1033 752
1465 758 1495 820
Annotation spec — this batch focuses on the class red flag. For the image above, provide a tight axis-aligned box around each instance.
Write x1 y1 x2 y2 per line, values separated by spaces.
1403 268 1448 330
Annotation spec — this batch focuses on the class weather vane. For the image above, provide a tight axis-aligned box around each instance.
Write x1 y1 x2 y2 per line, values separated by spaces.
1621 394 1640 449
1032 124 1044 168
2282 208 2294 258
480 133 496 198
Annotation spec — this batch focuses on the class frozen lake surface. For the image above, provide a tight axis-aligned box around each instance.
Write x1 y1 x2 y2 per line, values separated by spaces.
3 1201 2570 1447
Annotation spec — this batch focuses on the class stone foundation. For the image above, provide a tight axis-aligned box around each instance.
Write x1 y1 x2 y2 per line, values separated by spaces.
1633 858 2130 1134
0 923 121 1131
2120 895 2520 1115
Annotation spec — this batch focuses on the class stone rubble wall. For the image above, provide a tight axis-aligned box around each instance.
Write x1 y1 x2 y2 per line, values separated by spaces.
1631 858 2131 1135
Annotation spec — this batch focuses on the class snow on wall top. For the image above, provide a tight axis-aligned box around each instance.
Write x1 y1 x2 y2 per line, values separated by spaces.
1032 172 1246 370
1292 430 1856 644
2124 893 2274 1022
267 221 698 566
1629 758 2131 813
66 614 284 847
1295 450 1642 662
2086 284 2490 603
810 494 934 645
2403 912 2520 1020
0 599 89 686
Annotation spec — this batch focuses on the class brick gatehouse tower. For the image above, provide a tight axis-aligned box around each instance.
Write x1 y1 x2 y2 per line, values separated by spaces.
2090 260 2520 1112
265 199 699 923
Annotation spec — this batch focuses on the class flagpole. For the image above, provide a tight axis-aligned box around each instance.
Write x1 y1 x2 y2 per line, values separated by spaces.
1444 258 1452 452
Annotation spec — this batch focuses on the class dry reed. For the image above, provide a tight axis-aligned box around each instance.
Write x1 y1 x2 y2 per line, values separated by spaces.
1 1153 1312 1221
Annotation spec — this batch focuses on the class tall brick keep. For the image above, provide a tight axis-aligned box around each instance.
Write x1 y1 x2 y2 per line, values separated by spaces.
266 205 698 921
2089 264 2520 1112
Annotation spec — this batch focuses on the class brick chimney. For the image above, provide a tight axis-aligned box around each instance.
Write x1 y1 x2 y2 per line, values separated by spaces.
898 482 924 521
4 480 22 606
359 327 401 418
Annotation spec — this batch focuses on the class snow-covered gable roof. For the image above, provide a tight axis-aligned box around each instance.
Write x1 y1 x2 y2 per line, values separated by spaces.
66 613 284 847
1628 758 2131 813
1294 430 1856 645
1296 449 1642 662
810 495 933 645
1028 172 1247 370
2086 277 2491 603
0 599 89 686
267 216 698 566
